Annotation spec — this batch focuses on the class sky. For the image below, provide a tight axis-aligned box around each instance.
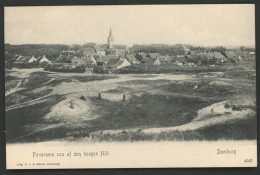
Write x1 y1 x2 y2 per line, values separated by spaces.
5 5 255 47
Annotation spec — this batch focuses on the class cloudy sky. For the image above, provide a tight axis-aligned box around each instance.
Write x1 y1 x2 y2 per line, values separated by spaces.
5 4 255 47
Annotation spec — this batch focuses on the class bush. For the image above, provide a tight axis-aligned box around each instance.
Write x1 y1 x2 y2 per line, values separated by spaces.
93 66 109 74
44 63 86 73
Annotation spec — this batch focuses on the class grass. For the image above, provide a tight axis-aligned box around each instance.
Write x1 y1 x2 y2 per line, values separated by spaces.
21 72 51 88
6 95 65 143
69 75 118 82
85 117 256 142
5 63 256 143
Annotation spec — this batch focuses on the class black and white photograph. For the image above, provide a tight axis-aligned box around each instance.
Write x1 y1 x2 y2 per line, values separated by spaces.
4 4 257 168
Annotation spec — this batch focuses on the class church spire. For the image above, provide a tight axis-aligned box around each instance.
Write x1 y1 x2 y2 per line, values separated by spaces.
107 27 114 49
109 27 113 38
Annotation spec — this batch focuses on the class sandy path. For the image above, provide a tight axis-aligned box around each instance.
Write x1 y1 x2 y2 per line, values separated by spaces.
5 68 45 97
6 94 52 111
5 80 23 97
51 74 192 96
94 101 256 135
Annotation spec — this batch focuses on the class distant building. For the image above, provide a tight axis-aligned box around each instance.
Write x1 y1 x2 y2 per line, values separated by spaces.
36 55 51 64
107 28 114 49
114 56 131 69
82 55 97 66
105 28 116 55
153 56 161 65
28 55 37 63
249 52 255 56
83 47 97 56
127 55 140 65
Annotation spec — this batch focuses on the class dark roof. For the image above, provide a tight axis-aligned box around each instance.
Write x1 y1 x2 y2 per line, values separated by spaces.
114 59 130 68
55 55 68 63
106 58 119 67
224 51 236 58
148 53 160 59
17 56 29 63
153 57 161 65
214 52 225 59
15 55 24 62
23 57 32 63
12 55 20 62
81 56 95 64
142 56 152 63
127 55 140 64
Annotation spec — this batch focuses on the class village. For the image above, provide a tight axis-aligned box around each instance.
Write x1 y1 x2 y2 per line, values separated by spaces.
5 28 256 73
5 28 256 143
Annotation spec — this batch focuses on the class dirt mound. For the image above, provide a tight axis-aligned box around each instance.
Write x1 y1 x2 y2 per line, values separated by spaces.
45 97 99 122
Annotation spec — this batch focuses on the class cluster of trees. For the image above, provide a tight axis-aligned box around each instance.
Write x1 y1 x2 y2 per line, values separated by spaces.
44 63 86 73
5 44 70 61
239 46 255 52
130 44 185 56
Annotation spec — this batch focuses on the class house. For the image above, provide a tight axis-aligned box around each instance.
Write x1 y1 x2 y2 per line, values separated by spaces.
94 46 106 56
14 55 24 63
249 52 255 56
204 52 215 64
164 55 173 63
55 54 68 63
11 54 21 62
83 47 97 56
214 52 226 63
141 56 152 64
184 55 193 63
82 55 97 66
116 49 127 55
114 57 131 69
96 55 119 65
105 48 117 55
36 55 51 64
28 55 37 63
71 56 84 64
139 52 147 59
16 56 28 63
172 55 187 64
158 55 170 64
153 56 161 65
20 56 33 63
223 51 238 62
66 54 74 63
126 55 140 65
106 58 119 68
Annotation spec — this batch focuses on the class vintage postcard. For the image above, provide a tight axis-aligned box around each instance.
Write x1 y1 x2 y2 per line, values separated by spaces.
5 4 256 169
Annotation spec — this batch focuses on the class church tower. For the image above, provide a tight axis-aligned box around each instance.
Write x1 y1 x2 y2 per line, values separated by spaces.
107 28 114 49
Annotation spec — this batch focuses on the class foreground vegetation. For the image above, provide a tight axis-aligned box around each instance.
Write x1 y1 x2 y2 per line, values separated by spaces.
5 64 256 143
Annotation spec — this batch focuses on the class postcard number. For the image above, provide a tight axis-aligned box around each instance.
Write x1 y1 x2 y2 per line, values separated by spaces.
244 159 253 163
